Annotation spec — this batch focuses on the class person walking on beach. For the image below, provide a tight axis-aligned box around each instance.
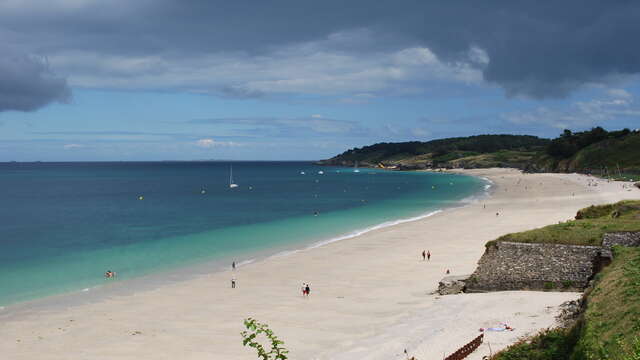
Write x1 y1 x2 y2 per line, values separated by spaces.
232 261 236 270
231 278 236 288
301 283 306 297
427 250 431 261
422 250 426 261
305 284 311 297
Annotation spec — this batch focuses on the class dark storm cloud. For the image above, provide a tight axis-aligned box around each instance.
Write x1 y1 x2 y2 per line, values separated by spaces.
3 0 640 104
0 51 71 112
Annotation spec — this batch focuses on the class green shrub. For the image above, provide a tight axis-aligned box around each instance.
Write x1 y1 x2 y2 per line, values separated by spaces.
241 318 289 360
492 328 578 360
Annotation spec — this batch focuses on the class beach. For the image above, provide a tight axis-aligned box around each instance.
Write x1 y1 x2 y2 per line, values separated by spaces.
1 168 638 359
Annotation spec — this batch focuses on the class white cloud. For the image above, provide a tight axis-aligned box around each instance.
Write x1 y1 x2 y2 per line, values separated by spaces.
47 29 485 98
195 138 238 148
502 88 639 129
606 88 632 99
63 143 84 149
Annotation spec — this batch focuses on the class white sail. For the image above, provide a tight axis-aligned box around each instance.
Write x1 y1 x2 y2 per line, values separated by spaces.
229 165 239 188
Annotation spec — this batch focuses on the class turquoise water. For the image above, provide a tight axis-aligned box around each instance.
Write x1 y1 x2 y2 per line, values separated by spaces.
0 162 486 306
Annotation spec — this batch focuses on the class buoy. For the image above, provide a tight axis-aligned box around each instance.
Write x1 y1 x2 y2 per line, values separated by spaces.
138 195 144 200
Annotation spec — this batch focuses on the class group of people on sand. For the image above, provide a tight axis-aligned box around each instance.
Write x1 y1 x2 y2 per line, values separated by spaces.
420 250 450 273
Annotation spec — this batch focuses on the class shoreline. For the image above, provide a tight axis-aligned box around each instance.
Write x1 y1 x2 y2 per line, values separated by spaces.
0 170 487 315
1 169 638 359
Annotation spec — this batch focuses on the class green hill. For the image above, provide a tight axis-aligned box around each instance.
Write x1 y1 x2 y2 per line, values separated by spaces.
319 128 640 177
528 128 640 177
317 134 549 170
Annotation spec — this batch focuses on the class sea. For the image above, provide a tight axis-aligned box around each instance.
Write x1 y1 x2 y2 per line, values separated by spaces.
0 161 488 308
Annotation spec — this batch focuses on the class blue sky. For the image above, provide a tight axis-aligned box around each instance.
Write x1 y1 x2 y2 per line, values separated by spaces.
1 1 640 161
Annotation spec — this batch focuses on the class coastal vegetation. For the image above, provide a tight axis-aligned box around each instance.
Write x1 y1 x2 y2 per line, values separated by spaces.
487 201 640 247
241 318 289 360
529 128 640 175
317 134 548 169
488 201 640 359
319 128 640 176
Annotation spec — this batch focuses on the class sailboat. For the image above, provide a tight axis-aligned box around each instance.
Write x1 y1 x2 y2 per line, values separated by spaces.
229 165 239 188
353 161 360 173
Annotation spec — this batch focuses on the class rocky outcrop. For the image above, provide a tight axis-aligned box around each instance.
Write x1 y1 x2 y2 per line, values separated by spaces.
437 275 469 295
556 299 583 327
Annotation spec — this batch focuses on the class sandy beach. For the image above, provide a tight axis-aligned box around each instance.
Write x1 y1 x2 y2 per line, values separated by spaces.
1 169 639 360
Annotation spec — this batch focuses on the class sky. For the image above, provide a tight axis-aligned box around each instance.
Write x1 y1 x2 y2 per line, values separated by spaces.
1 1 640 161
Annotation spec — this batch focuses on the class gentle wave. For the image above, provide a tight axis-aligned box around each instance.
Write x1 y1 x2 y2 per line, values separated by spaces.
264 175 492 260
306 209 444 250
235 258 256 267
264 209 444 263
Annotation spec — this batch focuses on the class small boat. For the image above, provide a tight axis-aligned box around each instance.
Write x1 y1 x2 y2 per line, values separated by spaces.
317 170 324 175
300 171 306 175
353 161 360 173
229 165 239 188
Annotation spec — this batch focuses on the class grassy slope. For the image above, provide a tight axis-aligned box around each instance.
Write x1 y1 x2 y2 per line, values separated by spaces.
449 150 538 168
570 133 640 173
530 132 640 175
318 135 549 168
488 201 640 247
492 246 640 360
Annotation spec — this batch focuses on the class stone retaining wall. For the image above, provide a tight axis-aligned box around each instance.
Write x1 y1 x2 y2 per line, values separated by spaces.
603 232 640 248
466 241 603 292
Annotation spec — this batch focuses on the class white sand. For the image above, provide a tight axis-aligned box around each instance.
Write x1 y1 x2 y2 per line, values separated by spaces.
1 169 638 360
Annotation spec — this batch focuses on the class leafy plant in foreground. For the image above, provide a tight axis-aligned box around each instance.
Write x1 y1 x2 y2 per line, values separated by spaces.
241 318 289 360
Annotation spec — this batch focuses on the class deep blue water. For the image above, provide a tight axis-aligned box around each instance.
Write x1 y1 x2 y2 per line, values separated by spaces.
0 161 486 306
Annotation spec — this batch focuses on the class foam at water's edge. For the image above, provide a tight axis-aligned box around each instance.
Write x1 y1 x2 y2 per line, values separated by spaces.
235 258 256 267
263 210 443 261
267 174 494 257
305 209 444 250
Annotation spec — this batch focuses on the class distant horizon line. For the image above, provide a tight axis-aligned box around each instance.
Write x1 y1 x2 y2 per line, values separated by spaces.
0 160 321 163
